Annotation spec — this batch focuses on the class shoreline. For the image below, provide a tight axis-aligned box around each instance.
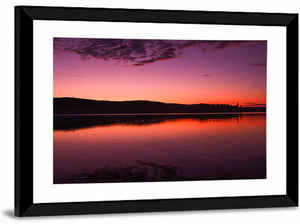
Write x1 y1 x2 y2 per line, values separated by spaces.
54 112 266 117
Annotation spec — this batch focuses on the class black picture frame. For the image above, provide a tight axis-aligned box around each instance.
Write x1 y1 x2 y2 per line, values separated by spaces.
15 5 298 217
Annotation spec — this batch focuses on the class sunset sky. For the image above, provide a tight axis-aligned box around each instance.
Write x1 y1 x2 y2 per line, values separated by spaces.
53 38 267 107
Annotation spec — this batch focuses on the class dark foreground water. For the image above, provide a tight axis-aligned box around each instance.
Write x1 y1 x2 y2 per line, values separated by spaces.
53 113 266 184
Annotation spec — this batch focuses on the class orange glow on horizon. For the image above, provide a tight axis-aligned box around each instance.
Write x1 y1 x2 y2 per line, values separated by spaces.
53 93 266 107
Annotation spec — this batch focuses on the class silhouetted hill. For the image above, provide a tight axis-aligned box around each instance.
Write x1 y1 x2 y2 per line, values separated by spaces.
54 97 266 114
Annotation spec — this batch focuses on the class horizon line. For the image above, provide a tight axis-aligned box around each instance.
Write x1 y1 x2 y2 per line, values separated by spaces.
53 97 266 108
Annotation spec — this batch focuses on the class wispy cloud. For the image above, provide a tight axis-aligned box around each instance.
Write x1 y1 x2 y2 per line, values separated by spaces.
54 38 266 66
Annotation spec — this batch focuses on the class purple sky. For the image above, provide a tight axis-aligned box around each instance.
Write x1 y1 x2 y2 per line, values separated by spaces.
53 38 267 106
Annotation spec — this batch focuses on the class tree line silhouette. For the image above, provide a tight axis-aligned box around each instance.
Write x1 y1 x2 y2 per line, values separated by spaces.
54 97 266 114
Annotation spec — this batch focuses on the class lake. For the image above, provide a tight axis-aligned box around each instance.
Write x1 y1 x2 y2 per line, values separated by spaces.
53 113 266 184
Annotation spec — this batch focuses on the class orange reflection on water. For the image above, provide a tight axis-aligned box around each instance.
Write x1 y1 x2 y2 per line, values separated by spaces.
54 114 266 183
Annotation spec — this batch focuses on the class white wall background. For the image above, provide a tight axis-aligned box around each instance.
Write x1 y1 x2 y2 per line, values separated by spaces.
0 0 298 223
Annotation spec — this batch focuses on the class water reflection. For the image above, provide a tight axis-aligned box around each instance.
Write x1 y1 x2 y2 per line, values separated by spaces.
54 113 266 184
54 113 263 131
57 161 185 184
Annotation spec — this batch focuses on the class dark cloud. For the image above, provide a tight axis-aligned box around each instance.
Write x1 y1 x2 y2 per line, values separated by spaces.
54 38 266 66
202 74 211 77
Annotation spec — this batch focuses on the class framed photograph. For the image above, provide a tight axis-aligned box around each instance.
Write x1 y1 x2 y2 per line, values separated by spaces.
15 6 298 216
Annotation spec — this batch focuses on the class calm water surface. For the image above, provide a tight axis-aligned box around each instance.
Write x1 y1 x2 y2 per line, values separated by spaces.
53 113 266 183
